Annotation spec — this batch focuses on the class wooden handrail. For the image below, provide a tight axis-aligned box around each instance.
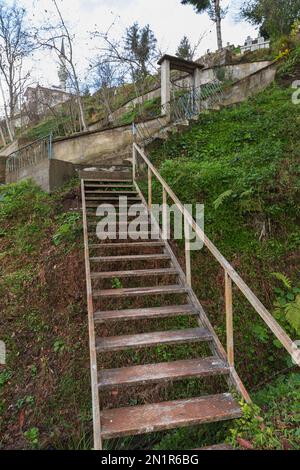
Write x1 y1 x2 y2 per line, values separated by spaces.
133 143 300 367
81 180 102 450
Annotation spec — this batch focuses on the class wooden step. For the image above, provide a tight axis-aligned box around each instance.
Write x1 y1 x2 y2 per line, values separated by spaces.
85 190 137 195
85 196 141 201
88 232 153 239
93 285 187 299
87 211 148 217
88 221 150 227
86 203 144 208
89 241 165 249
90 254 170 262
100 393 241 439
85 184 134 189
98 357 229 388
96 328 212 352
91 268 177 279
83 179 132 183
94 304 197 323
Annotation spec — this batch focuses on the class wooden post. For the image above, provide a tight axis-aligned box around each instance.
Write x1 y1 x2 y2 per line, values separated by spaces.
162 187 168 240
132 145 136 183
148 167 152 209
225 271 234 368
184 215 192 287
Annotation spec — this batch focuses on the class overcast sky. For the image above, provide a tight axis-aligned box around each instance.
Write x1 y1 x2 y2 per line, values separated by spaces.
0 0 257 111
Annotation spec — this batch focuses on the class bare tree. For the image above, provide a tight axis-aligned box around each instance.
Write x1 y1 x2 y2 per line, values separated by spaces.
35 0 87 131
91 21 159 112
88 58 126 118
0 0 32 140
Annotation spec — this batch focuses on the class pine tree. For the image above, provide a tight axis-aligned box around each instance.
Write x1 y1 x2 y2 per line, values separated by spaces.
176 36 194 60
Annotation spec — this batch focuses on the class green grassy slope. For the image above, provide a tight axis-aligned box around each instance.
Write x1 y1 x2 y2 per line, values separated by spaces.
146 82 300 448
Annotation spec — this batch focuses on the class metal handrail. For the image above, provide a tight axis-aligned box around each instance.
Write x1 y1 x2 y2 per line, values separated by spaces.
5 134 52 173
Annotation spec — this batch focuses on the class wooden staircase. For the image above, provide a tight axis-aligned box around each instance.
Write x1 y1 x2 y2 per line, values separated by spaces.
81 175 243 450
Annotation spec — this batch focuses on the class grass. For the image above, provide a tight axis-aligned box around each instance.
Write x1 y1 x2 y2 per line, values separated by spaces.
0 179 89 450
143 79 300 448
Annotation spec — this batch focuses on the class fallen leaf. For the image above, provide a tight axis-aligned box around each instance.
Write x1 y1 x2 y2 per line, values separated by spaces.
19 409 25 430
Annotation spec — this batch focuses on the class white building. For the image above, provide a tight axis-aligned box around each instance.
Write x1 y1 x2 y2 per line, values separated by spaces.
241 36 270 54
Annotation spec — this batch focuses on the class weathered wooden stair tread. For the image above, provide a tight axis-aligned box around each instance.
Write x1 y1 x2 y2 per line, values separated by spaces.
96 328 212 352
84 179 132 183
85 196 141 201
93 285 188 298
84 184 134 188
86 203 144 208
85 190 137 194
88 221 150 227
100 393 241 439
87 211 148 217
98 357 229 388
88 231 153 238
90 254 170 262
91 268 178 279
94 304 197 322
89 241 165 248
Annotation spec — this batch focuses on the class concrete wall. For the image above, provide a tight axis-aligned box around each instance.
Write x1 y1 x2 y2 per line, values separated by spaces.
87 60 273 131
221 62 277 107
52 116 168 166
6 158 75 192
0 140 18 157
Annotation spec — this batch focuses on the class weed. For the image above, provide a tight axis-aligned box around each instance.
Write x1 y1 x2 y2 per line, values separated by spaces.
112 278 123 289
52 212 81 247
53 339 67 354
16 395 35 410
24 427 39 448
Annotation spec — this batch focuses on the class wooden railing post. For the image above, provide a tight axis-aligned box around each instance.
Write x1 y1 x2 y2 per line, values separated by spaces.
225 271 234 368
132 144 136 183
148 167 152 209
184 214 192 287
162 187 168 240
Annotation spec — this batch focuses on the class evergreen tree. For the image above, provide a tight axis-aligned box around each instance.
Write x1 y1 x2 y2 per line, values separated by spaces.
124 22 157 80
176 35 194 60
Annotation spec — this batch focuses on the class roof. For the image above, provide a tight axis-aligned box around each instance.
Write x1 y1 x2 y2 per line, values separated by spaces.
157 54 204 73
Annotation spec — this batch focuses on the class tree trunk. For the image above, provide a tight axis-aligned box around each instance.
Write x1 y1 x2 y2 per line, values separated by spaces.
77 94 87 132
0 79 14 142
215 0 223 50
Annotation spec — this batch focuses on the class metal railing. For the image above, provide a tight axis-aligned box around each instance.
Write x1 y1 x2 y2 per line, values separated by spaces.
5 134 52 174
133 143 300 402
132 82 225 147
